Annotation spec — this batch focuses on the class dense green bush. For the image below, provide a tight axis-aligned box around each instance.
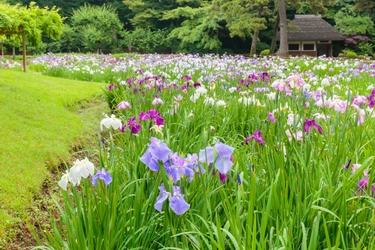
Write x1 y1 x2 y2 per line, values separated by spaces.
260 49 270 56
345 50 358 58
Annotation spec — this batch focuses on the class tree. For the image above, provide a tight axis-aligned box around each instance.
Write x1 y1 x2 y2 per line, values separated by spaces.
212 0 269 56
277 0 288 58
70 4 123 53
164 3 225 53
334 5 374 51
123 0 202 30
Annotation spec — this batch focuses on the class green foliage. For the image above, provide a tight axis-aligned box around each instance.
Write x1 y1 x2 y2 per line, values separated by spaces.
166 5 224 53
46 24 80 53
334 5 374 36
0 2 63 46
212 0 268 39
357 42 374 55
121 28 171 53
71 4 123 53
259 48 270 56
123 0 169 29
345 50 358 58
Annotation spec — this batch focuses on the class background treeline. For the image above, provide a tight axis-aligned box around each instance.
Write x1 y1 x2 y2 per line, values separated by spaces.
2 0 375 56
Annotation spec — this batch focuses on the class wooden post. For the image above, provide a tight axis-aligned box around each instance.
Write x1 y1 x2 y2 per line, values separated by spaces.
0 27 26 71
22 31 26 72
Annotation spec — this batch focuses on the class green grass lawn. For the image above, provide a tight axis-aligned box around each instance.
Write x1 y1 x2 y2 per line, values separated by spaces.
0 69 105 244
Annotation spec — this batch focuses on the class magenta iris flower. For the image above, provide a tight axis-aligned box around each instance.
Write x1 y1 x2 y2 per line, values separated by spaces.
358 177 369 195
245 130 265 145
367 89 375 108
219 172 228 183
344 159 352 170
357 171 375 197
119 124 127 133
138 111 150 121
268 112 276 123
127 117 142 134
154 184 190 215
107 83 117 91
199 141 234 174
304 119 322 134
92 168 112 186
138 110 164 126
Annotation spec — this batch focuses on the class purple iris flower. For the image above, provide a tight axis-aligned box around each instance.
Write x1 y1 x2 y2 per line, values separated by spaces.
154 184 169 212
154 184 190 215
304 119 322 134
245 130 265 145
165 153 195 183
194 82 201 88
92 168 112 186
199 141 234 174
149 137 172 162
140 137 172 171
127 117 142 134
140 148 160 171
199 146 215 164
170 186 190 215
185 153 205 174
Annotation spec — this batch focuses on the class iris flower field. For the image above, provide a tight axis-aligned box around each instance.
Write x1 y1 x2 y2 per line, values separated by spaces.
23 54 375 249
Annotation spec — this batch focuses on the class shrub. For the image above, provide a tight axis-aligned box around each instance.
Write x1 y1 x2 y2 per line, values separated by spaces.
260 49 270 56
345 50 357 58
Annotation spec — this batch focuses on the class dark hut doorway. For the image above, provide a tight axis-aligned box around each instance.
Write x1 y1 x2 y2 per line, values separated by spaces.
317 44 330 57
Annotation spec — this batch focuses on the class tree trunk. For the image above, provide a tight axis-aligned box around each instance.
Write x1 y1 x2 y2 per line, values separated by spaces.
1 42 3 60
12 47 15 60
278 0 289 58
250 5 263 57
128 41 132 53
270 13 279 55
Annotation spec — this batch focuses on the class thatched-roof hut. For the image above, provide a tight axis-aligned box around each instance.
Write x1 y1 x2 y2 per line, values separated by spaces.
277 14 343 57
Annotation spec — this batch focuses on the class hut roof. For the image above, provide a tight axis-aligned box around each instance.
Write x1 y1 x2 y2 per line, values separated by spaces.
277 14 343 41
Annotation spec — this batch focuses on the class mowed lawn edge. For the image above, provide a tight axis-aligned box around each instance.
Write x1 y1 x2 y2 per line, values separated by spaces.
0 69 105 241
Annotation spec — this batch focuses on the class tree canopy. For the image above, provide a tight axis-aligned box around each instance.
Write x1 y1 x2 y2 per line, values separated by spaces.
70 4 123 53
3 0 375 56
0 2 63 45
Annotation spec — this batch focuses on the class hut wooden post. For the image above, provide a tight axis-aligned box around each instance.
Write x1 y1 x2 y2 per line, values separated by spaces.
0 27 26 72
